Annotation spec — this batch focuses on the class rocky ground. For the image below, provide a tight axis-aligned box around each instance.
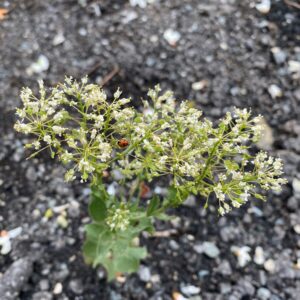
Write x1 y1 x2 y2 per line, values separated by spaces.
0 0 300 299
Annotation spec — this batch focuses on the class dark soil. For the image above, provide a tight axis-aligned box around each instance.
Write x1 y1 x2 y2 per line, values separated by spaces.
0 0 300 299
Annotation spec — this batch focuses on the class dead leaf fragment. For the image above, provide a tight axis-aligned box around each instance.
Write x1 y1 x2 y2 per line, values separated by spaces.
0 8 8 20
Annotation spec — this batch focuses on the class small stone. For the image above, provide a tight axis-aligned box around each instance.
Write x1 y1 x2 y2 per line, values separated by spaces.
39 279 50 291
271 47 286 64
194 242 220 258
180 284 201 296
172 291 188 300
183 195 196 207
69 278 84 295
110 291 123 300
192 80 209 91
163 29 181 46
257 287 271 300
203 242 220 258
257 119 274 150
53 32 65 46
138 265 151 282
254 246 265 265
264 259 276 273
169 240 180 251
231 246 251 267
287 197 298 211
53 282 63 295
220 282 232 294
288 60 300 78
32 292 53 300
268 84 283 99
248 206 264 217
292 178 300 194
107 183 116 195
293 224 300 234
216 260 232 275
57 214 68 228
256 0 271 14
198 270 209 279
26 55 49 75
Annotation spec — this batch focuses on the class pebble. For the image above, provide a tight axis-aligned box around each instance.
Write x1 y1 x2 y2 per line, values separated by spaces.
172 291 188 300
192 80 208 91
180 284 201 296
39 279 50 291
183 195 196 207
271 47 286 64
169 240 180 251
216 260 232 276
194 242 220 258
268 84 283 99
32 292 53 300
138 265 151 282
236 279 255 296
56 214 69 228
294 224 300 234
257 287 271 300
254 246 265 265
256 119 274 150
287 196 298 211
68 278 84 295
26 55 49 75
264 259 276 273
203 242 220 258
198 270 209 279
292 178 300 194
288 60 300 78
53 282 63 295
110 291 123 300
52 32 65 46
255 0 271 14
163 29 181 46
220 283 232 294
231 246 251 267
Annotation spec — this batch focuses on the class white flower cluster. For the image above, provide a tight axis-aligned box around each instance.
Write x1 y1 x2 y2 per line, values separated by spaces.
14 77 287 214
106 204 130 231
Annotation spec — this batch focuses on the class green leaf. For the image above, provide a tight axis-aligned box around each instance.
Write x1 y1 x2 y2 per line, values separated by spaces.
254 193 266 201
82 240 97 264
155 212 174 221
89 187 108 222
146 196 160 216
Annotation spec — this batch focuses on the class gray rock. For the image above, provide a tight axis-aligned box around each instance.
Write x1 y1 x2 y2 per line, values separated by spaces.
110 291 123 300
0 257 34 300
194 241 220 258
220 283 232 294
180 284 201 296
292 178 300 195
32 292 53 300
235 279 255 296
287 196 298 211
216 260 232 276
68 278 84 295
257 287 272 300
138 265 151 282
39 279 50 291
271 47 287 64
169 240 180 251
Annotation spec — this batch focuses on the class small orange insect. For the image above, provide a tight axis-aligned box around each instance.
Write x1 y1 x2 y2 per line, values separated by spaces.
118 138 129 148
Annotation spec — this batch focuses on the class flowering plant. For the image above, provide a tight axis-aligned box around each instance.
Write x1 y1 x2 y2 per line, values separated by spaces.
14 77 287 279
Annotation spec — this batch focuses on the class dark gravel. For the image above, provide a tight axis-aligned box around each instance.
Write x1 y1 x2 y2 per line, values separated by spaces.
0 0 300 299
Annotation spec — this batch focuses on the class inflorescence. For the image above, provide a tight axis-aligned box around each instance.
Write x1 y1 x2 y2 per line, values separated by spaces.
14 76 287 217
